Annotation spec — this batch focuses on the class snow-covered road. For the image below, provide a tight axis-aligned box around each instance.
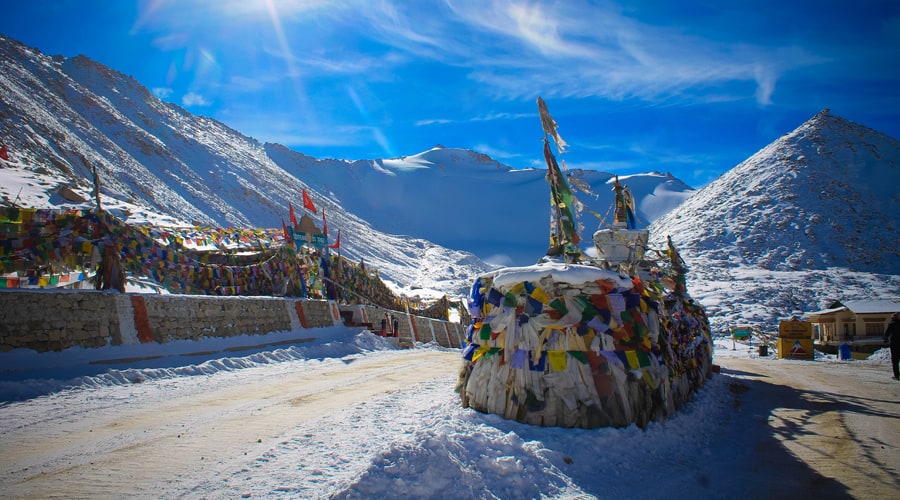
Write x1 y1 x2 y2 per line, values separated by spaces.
1 348 459 498
2 331 898 499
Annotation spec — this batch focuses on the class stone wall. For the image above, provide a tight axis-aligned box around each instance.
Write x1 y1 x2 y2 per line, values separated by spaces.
0 289 466 354
0 289 340 353
341 304 466 349
136 295 293 343
0 290 123 352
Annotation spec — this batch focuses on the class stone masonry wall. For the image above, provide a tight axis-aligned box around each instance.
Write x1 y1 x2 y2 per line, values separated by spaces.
138 295 292 343
300 300 341 328
0 290 340 353
349 304 466 349
0 289 465 354
0 290 122 352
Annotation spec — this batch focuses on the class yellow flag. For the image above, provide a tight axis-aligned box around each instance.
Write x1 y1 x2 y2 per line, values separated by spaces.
472 345 491 362
530 287 550 304
548 350 567 371
625 350 640 369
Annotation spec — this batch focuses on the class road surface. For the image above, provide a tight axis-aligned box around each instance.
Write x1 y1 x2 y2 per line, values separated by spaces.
1 347 898 498
0 349 460 498
714 355 900 498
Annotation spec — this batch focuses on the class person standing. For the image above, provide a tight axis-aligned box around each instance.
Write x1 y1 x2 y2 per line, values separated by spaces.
884 312 900 380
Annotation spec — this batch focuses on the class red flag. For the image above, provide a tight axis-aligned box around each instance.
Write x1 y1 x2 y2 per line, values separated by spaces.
329 229 341 249
0 145 8 161
302 189 317 214
281 217 293 244
289 203 298 226
322 208 328 237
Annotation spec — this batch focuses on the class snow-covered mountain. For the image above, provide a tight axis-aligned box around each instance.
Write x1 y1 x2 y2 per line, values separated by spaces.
5 32 896 332
0 34 693 293
265 143 693 266
0 35 494 295
650 110 900 331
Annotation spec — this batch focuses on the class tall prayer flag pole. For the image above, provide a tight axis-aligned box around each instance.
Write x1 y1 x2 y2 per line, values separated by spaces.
537 97 582 262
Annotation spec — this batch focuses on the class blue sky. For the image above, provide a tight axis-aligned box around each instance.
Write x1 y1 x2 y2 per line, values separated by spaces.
3 0 898 188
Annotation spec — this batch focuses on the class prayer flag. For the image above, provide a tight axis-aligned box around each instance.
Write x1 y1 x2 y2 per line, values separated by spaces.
548 350 567 371
511 349 527 369
329 229 341 249
530 286 550 304
281 218 293 244
487 288 502 307
479 323 492 341
0 145 8 161
289 203 298 226
302 189 317 214
525 295 543 315
528 351 547 371
625 350 640 369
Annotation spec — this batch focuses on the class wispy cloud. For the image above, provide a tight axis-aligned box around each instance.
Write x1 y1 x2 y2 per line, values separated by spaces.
141 0 830 108
152 87 172 99
138 0 885 112
416 112 533 126
469 143 519 161
331 1 827 106
182 92 210 106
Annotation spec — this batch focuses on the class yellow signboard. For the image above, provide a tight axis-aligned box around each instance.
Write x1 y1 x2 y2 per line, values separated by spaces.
779 320 812 339
777 338 814 359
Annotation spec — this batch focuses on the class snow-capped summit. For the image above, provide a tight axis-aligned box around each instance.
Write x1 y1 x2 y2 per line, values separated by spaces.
650 110 900 331
652 109 899 273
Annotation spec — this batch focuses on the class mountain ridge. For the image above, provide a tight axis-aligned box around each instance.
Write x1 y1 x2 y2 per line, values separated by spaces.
650 109 900 330
0 35 500 295
0 33 694 272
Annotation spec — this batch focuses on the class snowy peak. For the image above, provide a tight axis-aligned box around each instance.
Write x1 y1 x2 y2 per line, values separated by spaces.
402 147 511 172
647 109 900 331
652 109 900 275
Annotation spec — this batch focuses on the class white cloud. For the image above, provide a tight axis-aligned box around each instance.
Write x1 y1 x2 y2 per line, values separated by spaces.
415 112 532 127
350 1 825 106
754 65 776 106
152 87 173 99
182 92 210 107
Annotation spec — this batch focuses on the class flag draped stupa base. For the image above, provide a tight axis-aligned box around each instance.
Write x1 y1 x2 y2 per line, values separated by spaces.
457 260 712 429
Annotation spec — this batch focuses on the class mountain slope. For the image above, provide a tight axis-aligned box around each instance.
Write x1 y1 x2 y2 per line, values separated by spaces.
650 110 900 331
0 33 695 281
0 35 492 295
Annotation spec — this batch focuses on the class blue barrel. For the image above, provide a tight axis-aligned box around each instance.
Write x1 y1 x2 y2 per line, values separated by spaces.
839 343 851 360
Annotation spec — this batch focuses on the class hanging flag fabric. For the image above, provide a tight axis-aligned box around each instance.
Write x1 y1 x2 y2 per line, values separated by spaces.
322 208 328 237
289 203 298 226
536 97 568 153
623 187 637 229
281 218 293 244
613 176 638 230
543 140 581 249
329 229 341 249
537 97 582 260
302 189 317 214
0 145 8 161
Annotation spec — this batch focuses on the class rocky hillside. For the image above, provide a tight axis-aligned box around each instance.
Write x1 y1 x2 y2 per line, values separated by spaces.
650 110 900 331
